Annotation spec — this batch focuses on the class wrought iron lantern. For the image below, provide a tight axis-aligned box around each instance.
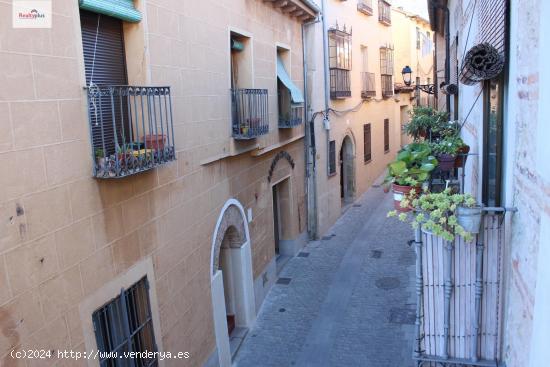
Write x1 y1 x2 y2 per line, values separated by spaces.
401 65 412 86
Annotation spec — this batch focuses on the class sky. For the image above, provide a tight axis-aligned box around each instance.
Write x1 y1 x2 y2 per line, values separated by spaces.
391 0 429 19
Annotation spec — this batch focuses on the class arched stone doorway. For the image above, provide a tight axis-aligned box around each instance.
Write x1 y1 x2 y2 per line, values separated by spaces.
210 199 255 367
340 135 356 205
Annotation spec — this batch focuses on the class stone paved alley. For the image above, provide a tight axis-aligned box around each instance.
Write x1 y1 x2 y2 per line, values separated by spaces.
234 183 416 367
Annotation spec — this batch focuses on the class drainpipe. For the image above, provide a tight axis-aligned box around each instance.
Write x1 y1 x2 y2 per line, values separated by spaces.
302 16 320 239
444 5 450 116
321 0 331 172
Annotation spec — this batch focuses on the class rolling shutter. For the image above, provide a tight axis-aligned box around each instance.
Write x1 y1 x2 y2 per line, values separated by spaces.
478 0 506 59
80 10 128 155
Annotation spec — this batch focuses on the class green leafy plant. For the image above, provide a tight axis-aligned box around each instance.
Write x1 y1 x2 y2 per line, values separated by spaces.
431 135 465 155
384 142 438 187
94 148 104 159
388 188 478 242
404 106 449 140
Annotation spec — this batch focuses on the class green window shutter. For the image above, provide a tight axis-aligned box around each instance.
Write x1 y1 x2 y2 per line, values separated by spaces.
79 0 142 23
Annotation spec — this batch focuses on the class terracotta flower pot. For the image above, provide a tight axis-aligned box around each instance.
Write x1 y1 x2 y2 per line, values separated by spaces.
142 134 166 150
454 145 470 168
437 154 456 171
392 183 421 212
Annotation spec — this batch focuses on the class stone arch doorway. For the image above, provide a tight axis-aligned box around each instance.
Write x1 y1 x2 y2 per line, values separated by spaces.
340 135 356 205
210 199 255 367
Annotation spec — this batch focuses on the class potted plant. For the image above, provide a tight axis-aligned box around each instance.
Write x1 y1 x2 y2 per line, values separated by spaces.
142 134 166 150
405 106 448 140
384 142 438 212
431 135 465 171
388 188 482 242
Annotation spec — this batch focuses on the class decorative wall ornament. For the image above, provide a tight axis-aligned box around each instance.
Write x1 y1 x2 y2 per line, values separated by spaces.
268 151 295 182
459 43 504 85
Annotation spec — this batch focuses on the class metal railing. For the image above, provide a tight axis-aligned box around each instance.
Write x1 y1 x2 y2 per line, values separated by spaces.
86 85 176 179
231 88 269 139
361 72 376 98
357 0 373 15
412 208 512 366
378 0 391 25
279 104 304 128
381 74 393 97
330 68 351 99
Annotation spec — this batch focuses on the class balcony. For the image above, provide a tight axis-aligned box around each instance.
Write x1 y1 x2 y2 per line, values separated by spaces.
231 88 269 139
86 85 176 179
361 72 376 98
378 0 391 25
330 69 351 99
381 74 393 97
357 0 373 15
279 104 304 128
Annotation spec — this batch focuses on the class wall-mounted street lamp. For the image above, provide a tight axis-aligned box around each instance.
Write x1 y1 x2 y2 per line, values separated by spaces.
401 65 413 86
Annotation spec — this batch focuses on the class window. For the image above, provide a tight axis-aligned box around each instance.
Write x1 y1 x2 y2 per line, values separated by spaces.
328 27 352 99
384 119 390 152
380 46 394 97
329 140 336 175
378 0 391 25
357 0 373 15
482 77 504 207
80 9 176 179
277 47 304 128
363 124 372 162
416 27 421 49
361 46 376 98
92 277 158 367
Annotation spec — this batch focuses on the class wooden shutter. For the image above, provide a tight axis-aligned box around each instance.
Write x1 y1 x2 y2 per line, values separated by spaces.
80 10 128 155
329 140 336 175
384 119 389 152
363 124 372 162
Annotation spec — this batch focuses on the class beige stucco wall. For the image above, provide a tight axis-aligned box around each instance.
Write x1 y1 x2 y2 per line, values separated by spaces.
306 0 401 236
391 7 434 147
0 0 308 366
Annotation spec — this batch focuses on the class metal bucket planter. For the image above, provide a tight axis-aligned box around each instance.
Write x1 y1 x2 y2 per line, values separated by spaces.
391 184 420 212
457 205 483 233
437 154 456 171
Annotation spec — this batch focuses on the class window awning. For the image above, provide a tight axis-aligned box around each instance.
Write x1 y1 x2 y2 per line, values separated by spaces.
79 0 142 23
277 57 304 104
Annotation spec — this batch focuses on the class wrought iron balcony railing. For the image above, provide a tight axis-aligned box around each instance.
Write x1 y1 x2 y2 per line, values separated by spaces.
361 72 376 98
378 0 391 25
381 74 394 97
231 88 269 139
330 68 351 99
357 0 373 15
86 85 176 179
279 104 304 128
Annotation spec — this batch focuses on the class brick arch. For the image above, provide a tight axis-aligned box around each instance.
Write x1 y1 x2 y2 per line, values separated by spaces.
211 204 247 274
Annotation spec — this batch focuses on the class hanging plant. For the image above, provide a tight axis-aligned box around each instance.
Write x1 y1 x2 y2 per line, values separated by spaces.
388 188 480 242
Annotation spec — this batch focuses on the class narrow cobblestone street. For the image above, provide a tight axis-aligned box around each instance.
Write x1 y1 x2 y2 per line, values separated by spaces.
234 183 416 367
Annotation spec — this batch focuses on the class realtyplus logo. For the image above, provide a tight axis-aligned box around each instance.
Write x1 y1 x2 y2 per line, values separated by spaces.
12 1 52 28
18 9 46 19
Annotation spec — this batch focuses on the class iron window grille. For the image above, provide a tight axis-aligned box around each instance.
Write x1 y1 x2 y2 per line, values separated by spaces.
231 88 269 139
92 277 158 367
279 104 304 128
328 26 352 99
357 0 373 15
363 123 372 162
378 0 391 25
380 46 394 97
361 72 376 98
384 118 390 152
87 86 176 179
328 140 336 176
